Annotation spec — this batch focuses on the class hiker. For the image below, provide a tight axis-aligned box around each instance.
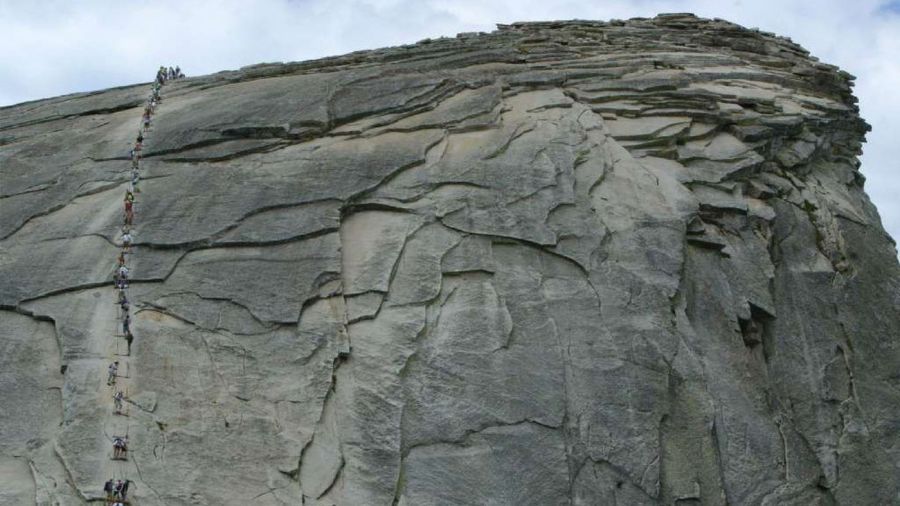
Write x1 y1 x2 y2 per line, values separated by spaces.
122 231 133 251
175 66 182 78
124 200 134 226
107 362 118 385
113 265 128 290
125 329 134 355
136 131 143 144
122 311 131 334
117 289 128 307
113 391 125 412
112 436 128 459
104 479 114 500
119 479 132 499
116 265 129 289
116 250 126 267
168 66 175 79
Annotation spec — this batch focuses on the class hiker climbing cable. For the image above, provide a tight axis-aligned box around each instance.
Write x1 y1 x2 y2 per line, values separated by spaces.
124 198 134 226
113 391 125 412
124 328 134 355
117 479 132 500
112 436 128 460
107 362 118 385
117 289 129 307
116 265 129 289
121 230 133 252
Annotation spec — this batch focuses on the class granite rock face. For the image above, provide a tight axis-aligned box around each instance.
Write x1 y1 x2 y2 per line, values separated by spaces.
2 13 899 506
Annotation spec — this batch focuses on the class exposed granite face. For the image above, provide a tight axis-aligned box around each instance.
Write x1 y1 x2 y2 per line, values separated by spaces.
1 12 898 506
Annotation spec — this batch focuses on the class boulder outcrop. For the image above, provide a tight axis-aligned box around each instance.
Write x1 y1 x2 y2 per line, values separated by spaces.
1 13 899 506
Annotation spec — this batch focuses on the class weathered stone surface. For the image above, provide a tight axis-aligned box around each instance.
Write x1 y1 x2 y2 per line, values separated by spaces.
1 12 898 506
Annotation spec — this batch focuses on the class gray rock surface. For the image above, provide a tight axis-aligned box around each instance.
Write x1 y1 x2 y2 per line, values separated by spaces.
1 13 899 506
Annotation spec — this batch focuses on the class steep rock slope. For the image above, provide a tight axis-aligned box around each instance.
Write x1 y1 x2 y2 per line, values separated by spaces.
2 13 899 506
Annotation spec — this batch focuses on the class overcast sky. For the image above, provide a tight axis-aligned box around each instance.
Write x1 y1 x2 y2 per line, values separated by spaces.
1 0 898 244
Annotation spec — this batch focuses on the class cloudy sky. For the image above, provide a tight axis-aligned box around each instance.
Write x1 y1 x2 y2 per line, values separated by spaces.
2 0 898 243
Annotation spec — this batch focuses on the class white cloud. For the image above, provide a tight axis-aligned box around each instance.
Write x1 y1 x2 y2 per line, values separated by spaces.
1 0 897 244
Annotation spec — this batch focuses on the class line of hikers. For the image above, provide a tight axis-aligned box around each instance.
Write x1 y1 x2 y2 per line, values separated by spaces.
157 65 183 84
101 65 178 505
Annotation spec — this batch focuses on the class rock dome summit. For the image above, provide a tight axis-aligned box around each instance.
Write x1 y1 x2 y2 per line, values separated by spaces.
1 12 899 506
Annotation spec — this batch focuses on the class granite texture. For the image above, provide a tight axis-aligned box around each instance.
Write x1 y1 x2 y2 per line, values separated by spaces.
1 13 898 506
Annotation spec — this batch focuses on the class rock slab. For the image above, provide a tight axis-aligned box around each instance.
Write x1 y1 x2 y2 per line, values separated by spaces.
1 13 899 506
